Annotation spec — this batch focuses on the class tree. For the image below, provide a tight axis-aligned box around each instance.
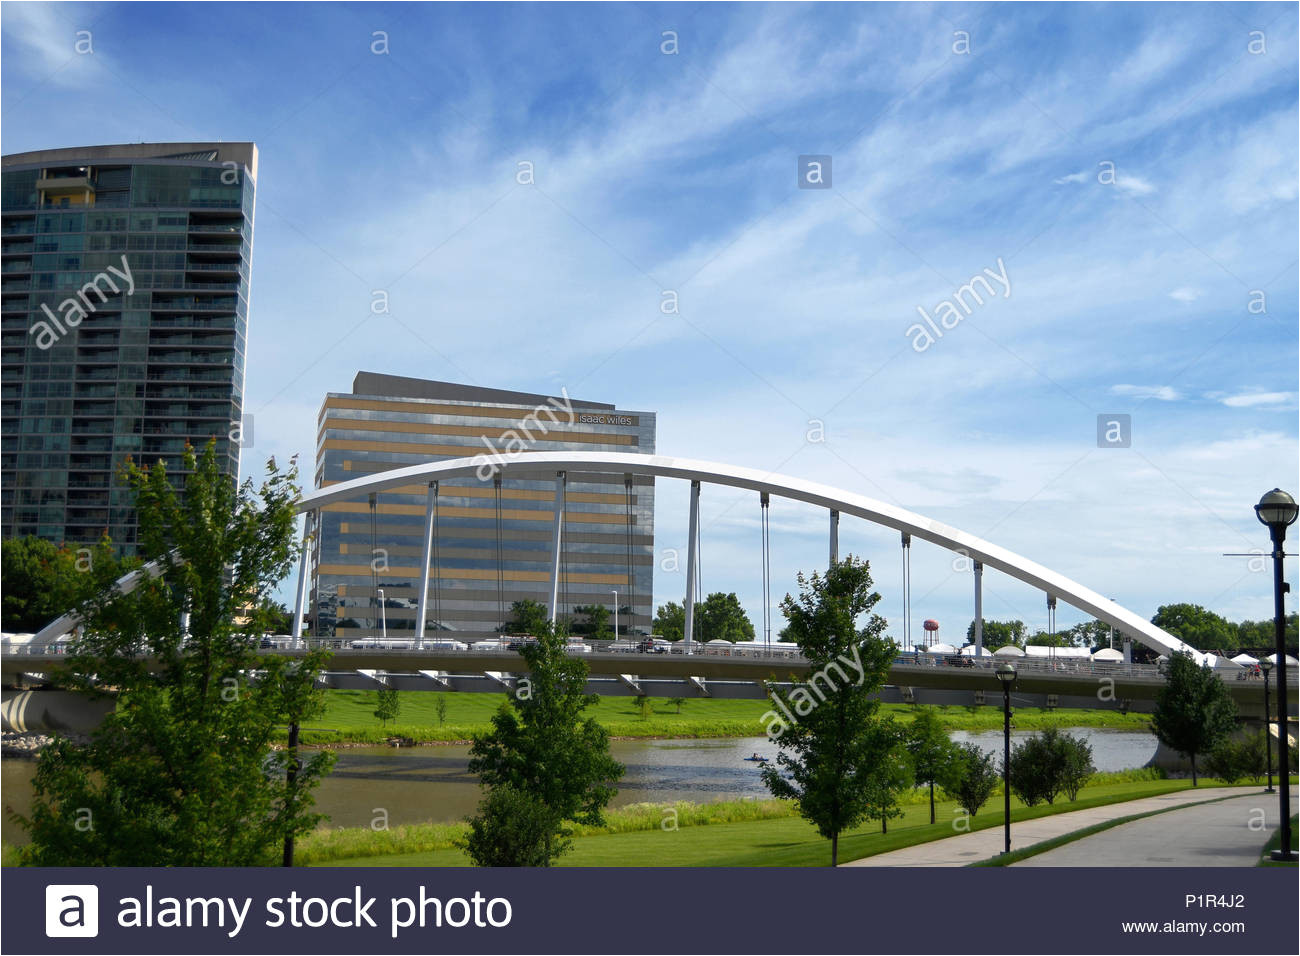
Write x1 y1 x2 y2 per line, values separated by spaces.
869 729 914 834
15 440 334 866
1151 604 1237 653
502 599 549 635
2 534 123 633
759 556 897 866
374 687 400 729
569 603 612 640
435 695 448 727
1205 731 1269 785
695 592 755 643
905 708 961 824
1236 614 1298 654
462 784 566 867
1151 651 1239 785
467 617 624 864
1058 731 1095 801
946 742 998 817
1008 732 1064 806
966 619 1026 649
652 601 685 641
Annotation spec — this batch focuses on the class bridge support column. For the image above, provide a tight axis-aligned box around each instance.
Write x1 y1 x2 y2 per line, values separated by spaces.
414 482 438 649
829 509 839 566
291 511 314 640
973 561 983 657
547 472 566 625
684 480 700 652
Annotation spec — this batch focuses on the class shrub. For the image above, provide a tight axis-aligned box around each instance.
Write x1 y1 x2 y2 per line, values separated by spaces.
1008 728 1094 805
461 785 567 867
946 742 999 817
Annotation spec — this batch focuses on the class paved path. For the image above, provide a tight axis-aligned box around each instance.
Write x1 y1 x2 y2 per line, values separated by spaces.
841 786 1284 867
1015 788 1292 866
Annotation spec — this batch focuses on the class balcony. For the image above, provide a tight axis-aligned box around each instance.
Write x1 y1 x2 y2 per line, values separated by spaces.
36 174 95 195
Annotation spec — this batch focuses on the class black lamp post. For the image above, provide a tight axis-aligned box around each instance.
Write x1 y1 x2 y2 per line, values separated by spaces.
1260 656 1274 794
996 661 1017 854
1255 488 1297 862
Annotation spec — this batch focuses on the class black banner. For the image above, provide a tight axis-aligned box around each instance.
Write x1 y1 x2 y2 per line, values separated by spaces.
4 867 1297 955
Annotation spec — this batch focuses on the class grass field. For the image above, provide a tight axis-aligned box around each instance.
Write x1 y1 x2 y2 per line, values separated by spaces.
301 690 1152 744
309 773 1213 868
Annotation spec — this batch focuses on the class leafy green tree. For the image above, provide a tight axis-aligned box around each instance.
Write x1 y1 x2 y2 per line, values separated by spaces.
1008 729 1070 806
696 592 755 643
568 603 613 640
1205 731 1270 785
905 708 961 824
374 687 400 728
966 619 1026 649
1026 631 1067 648
15 441 334 866
1 535 124 632
1236 614 1298 654
869 729 914 834
759 556 897 866
1151 603 1237 653
1058 730 1095 801
502 599 549 635
652 601 685 641
1067 620 1112 650
1151 651 1239 785
946 742 998 817
462 784 566 867
467 617 624 864
435 695 448 727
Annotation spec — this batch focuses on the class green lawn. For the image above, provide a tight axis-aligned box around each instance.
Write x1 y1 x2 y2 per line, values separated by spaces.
302 690 1151 744
317 777 1214 868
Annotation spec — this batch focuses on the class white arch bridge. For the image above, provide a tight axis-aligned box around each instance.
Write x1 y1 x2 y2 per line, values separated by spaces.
288 451 1197 661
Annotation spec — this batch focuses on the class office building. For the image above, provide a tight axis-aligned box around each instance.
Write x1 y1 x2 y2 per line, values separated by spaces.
313 372 656 637
1 142 257 547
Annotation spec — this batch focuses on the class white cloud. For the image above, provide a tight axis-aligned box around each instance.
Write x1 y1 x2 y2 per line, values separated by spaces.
1220 392 1298 409
1111 384 1181 401
1054 171 1089 185
1168 287 1200 302
1116 174 1156 196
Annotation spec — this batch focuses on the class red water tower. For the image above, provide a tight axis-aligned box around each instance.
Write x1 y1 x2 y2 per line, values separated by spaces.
923 619 939 643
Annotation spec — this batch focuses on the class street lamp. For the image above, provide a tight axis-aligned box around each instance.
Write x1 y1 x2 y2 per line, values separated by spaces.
995 661 1017 855
612 589 619 641
1259 655 1274 794
376 587 387 642
1255 487 1297 862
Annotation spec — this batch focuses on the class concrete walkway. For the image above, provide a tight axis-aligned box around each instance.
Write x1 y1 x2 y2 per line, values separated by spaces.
1015 788 1293 866
841 786 1283 867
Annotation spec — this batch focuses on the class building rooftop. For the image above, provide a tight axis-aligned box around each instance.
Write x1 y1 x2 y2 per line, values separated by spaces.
350 371 617 412
2 142 258 180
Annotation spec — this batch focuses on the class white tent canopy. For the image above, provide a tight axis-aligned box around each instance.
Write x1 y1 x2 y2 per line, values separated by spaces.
1231 653 1259 665
1023 645 1091 659
1091 647 1124 662
1262 653 1300 666
993 645 1026 658
923 643 958 655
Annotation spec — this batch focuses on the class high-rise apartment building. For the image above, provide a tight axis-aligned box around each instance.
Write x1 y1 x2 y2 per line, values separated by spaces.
1 142 257 548
313 373 656 637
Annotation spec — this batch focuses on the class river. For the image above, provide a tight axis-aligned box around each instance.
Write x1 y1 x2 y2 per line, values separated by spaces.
1 728 1157 844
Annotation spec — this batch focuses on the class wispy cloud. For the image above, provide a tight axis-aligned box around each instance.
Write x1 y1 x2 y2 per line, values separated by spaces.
1219 391 1297 409
1168 287 1201 302
1111 384 1182 402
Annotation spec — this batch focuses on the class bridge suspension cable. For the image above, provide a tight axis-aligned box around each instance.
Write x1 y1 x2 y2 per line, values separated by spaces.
901 532 912 652
432 482 441 641
369 492 379 637
761 492 772 646
494 475 504 630
624 475 634 638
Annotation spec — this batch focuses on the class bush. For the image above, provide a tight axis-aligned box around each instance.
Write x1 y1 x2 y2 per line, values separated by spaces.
461 785 568 867
1206 731 1271 785
1008 728 1094 806
946 742 999 817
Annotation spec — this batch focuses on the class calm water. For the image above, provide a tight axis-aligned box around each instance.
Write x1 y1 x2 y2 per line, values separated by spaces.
1 728 1157 844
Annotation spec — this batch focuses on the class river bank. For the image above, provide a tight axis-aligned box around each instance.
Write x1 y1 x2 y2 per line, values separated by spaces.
299 690 1152 746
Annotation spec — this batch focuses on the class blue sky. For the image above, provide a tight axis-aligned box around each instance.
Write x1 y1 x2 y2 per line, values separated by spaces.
3 1 1297 640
